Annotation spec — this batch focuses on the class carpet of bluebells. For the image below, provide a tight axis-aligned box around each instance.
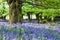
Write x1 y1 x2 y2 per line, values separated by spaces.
0 20 60 40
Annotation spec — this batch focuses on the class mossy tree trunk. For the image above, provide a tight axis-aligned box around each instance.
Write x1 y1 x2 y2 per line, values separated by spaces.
7 0 23 24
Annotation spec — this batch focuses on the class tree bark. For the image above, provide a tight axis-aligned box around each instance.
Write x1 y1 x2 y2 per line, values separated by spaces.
36 14 40 23
36 13 42 23
27 12 31 22
7 0 22 24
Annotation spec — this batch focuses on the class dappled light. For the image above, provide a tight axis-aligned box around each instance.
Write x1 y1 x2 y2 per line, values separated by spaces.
0 0 60 40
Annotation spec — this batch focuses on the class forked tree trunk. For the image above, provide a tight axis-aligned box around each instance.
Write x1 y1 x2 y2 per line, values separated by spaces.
7 0 22 24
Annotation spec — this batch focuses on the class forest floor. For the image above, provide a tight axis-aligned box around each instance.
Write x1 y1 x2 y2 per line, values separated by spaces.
0 20 60 40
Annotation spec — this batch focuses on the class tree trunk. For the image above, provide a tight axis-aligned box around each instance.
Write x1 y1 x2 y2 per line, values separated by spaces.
7 0 22 24
2 16 6 20
36 13 42 23
39 13 42 23
36 14 40 23
27 12 31 22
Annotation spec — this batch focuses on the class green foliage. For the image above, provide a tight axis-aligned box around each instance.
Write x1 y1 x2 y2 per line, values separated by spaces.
42 9 60 19
0 2 9 17
22 3 60 18
0 0 60 20
35 0 60 8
